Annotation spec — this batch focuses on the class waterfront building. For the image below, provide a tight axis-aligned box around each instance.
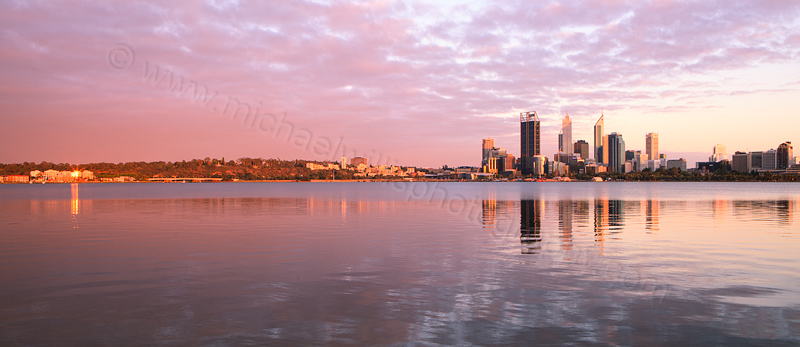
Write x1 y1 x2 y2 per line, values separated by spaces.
777 141 793 170
646 133 659 160
606 132 625 173
482 138 494 167
519 111 540 175
732 151 749 172
666 158 687 171
350 157 368 167
532 155 547 177
763 149 777 170
2 175 29 183
594 113 604 163
749 151 763 172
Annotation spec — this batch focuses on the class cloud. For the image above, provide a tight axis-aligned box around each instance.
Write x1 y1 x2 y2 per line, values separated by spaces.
1 0 799 166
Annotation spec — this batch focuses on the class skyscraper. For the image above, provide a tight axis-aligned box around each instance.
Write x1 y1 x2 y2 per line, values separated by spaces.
594 113 604 163
574 140 589 159
711 144 727 162
482 138 494 166
520 111 540 175
561 113 573 155
646 133 658 160
777 141 793 169
607 132 625 173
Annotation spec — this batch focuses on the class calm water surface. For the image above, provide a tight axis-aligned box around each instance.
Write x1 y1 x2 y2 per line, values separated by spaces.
1 182 799 345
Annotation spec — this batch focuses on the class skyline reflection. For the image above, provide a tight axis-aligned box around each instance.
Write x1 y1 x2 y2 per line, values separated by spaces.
476 194 799 256
2 182 800 345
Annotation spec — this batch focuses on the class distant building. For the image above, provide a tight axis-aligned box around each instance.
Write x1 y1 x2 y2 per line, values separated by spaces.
560 113 573 155
482 138 494 167
531 155 547 177
777 141 793 170
763 149 777 170
646 133 659 160
2 175 29 183
711 144 727 162
574 140 589 159
732 151 749 172
519 111 541 175
749 151 763 172
594 113 604 163
625 150 642 172
481 143 514 175
666 158 687 171
696 160 730 173
350 157 368 167
606 132 625 173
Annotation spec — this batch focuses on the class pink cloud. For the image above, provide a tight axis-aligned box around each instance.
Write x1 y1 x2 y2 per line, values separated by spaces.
0 0 798 167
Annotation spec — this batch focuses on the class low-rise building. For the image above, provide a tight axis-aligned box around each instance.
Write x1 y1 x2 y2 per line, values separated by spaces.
666 158 687 171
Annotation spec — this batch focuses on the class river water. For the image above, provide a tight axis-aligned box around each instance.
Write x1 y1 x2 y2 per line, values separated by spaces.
1 182 799 345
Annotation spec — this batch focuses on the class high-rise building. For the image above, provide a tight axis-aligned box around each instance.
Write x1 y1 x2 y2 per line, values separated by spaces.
594 113 604 163
520 111 540 175
763 149 777 170
711 144 727 162
777 141 793 169
482 138 494 166
646 133 659 160
561 113 573 155
749 151 763 172
732 151 749 172
574 140 589 159
607 132 625 173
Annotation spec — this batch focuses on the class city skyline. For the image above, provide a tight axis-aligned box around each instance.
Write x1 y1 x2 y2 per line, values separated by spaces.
1 1 799 168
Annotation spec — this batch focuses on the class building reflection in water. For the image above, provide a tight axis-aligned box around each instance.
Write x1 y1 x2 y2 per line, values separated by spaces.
482 198 497 229
608 199 624 233
520 200 543 254
775 200 793 225
558 200 573 251
645 199 659 232
713 199 728 219
594 199 608 254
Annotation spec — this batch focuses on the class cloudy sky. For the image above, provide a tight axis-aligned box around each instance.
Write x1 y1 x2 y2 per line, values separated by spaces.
1 0 799 167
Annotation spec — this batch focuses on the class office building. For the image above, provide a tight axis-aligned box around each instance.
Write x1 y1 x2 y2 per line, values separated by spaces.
646 133 658 160
482 138 494 166
778 141 793 170
574 140 589 159
732 151 749 172
606 132 625 173
520 111 540 175
532 155 547 177
763 149 777 170
666 158 687 171
711 144 727 162
749 151 763 172
561 113 573 155
594 113 604 163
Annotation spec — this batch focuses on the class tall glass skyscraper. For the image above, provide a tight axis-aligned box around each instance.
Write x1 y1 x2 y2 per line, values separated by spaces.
561 113 573 155
520 111 540 174
646 132 658 160
594 113 604 163
607 132 625 173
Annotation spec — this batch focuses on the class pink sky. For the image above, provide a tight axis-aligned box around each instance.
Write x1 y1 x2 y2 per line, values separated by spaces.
1 0 799 168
